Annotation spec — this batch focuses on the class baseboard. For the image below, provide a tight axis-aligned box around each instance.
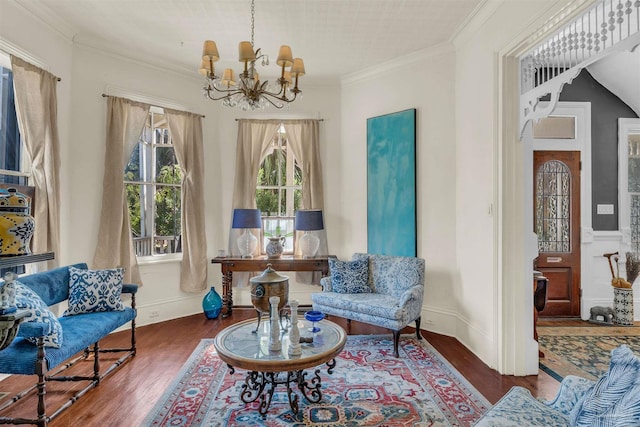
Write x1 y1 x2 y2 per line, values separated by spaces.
420 306 496 371
113 295 205 333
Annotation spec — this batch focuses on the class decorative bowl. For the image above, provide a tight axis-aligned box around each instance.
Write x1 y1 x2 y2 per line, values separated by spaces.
304 310 325 332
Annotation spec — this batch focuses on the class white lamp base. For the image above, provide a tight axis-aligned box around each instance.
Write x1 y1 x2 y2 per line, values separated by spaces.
237 229 258 258
299 232 319 258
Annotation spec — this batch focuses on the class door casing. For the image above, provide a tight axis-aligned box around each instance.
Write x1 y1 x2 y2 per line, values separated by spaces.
524 101 592 318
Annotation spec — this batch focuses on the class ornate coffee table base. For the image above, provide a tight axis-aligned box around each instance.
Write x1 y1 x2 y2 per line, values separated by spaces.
229 359 337 418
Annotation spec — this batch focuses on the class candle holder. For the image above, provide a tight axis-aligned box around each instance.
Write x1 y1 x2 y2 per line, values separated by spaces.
288 300 301 356
268 296 281 352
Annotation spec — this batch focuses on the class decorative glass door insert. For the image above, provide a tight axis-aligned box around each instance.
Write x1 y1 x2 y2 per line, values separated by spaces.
536 160 571 253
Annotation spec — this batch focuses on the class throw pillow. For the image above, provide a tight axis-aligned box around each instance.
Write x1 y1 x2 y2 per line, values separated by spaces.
63 266 125 316
329 258 370 294
14 280 63 348
570 345 640 426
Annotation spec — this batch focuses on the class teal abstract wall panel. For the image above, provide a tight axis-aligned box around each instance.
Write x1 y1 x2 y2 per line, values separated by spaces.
366 109 417 256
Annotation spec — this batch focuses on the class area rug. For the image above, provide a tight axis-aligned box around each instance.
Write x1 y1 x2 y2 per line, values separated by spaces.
143 335 490 426
538 325 640 381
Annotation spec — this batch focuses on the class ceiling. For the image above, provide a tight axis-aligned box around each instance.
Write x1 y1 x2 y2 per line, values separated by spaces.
14 0 484 84
587 48 640 117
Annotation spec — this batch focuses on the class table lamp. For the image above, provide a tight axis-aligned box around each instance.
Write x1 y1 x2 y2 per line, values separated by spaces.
232 208 262 258
295 209 324 258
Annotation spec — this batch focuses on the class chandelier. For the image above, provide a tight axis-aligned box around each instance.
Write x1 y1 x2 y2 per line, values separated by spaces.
199 0 305 111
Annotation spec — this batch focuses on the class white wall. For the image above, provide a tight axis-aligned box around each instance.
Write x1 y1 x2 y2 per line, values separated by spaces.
1 0 341 326
340 45 459 337
454 0 568 371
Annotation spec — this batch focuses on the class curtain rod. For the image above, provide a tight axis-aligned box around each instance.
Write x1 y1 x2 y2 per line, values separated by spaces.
235 118 324 121
101 93 205 118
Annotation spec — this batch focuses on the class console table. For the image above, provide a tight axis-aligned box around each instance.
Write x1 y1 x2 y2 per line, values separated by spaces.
211 256 333 318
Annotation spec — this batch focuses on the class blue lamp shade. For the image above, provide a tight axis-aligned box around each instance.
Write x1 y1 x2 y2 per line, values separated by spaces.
232 208 262 229
295 210 324 258
295 210 324 231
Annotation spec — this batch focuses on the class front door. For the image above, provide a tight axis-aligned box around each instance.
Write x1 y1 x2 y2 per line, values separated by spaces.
534 150 581 317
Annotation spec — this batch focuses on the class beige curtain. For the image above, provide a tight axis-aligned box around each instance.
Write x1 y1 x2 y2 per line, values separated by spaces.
93 96 149 284
10 56 61 268
165 109 207 292
281 120 327 282
228 119 280 257
282 120 327 254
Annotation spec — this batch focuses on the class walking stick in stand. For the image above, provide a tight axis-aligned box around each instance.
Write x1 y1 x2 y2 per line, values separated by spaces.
604 251 631 288
603 252 618 280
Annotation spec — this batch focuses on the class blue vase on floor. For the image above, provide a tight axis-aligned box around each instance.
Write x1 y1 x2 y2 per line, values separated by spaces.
202 286 223 319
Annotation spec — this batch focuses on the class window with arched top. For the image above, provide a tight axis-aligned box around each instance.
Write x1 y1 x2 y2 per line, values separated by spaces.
255 123 302 254
535 160 571 253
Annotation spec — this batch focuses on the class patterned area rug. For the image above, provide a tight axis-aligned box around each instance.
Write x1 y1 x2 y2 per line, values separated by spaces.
143 335 490 426
538 325 640 381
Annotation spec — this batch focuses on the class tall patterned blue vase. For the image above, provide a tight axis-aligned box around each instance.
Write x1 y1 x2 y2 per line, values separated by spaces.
202 286 222 319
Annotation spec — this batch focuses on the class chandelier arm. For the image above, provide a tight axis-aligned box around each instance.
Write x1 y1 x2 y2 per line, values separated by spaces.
260 94 286 109
204 87 243 101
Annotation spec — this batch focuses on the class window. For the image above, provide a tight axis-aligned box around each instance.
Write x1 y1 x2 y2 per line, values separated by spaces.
627 132 640 254
255 124 302 254
0 64 28 185
619 118 640 256
125 109 182 257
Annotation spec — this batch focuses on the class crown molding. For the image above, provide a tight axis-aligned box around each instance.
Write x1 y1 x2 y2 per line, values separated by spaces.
103 84 190 113
341 42 454 86
450 0 494 46
451 0 502 47
0 37 49 71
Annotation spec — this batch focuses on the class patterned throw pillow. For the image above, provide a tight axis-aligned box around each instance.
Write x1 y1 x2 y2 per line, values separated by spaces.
570 345 640 426
63 266 125 316
14 280 63 348
329 258 370 294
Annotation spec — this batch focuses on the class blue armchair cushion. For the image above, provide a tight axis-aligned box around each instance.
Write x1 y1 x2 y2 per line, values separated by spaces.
570 345 640 426
63 266 125 316
15 281 63 348
328 257 371 294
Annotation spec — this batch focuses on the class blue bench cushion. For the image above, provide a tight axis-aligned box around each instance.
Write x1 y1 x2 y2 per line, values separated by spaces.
0 307 135 375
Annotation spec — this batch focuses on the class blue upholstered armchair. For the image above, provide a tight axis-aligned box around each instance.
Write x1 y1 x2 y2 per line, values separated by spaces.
311 253 425 357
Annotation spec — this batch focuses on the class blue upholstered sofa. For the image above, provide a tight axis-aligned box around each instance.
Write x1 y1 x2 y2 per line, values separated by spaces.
311 253 425 357
0 263 137 427
474 345 640 426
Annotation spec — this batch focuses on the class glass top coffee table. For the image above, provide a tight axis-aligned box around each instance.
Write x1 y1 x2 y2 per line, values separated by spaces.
214 316 346 418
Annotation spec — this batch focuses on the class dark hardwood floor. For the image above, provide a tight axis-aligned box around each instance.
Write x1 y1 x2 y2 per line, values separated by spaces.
0 308 561 426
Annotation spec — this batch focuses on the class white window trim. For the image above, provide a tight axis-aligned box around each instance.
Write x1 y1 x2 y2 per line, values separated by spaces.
617 118 640 250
